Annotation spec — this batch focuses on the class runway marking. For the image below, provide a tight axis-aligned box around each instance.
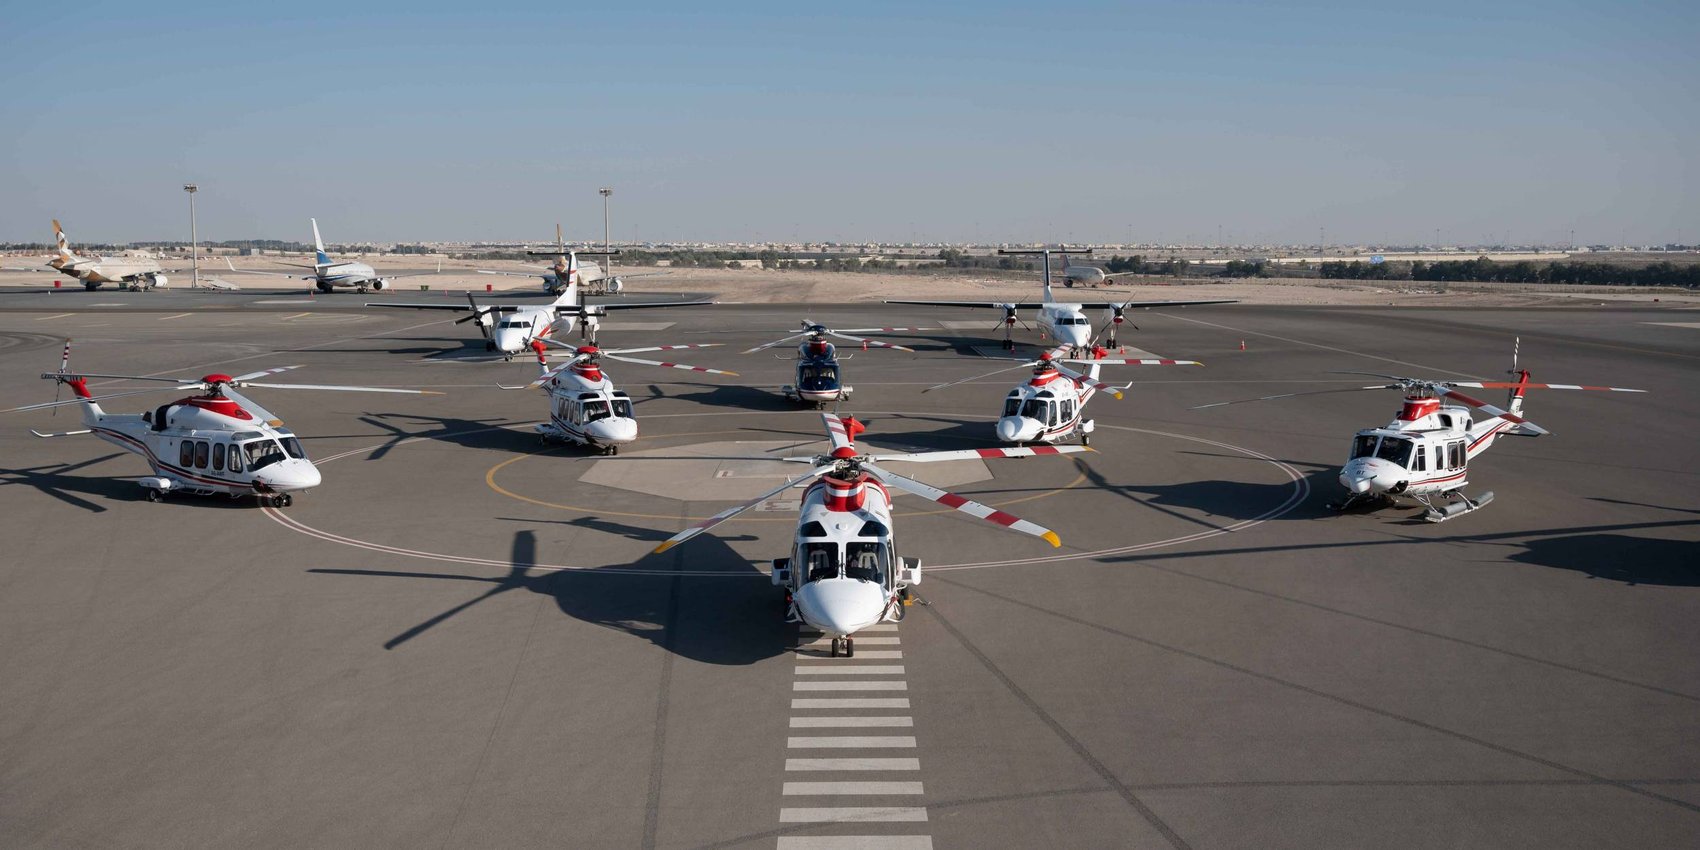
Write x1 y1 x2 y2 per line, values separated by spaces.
806 624 899 633
33 313 74 320
788 736 917 748
796 666 906 675
797 650 903 659
157 313 192 321
254 299 317 304
790 717 913 728
1644 322 1700 329
786 758 920 770
793 681 908 692
776 838 932 849
799 637 900 646
89 302 128 306
792 698 910 709
280 312 311 320
783 782 924 795
780 807 927 823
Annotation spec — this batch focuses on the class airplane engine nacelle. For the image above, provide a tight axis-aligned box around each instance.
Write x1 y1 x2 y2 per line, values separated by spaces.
607 277 623 293
370 278 388 291
150 274 169 288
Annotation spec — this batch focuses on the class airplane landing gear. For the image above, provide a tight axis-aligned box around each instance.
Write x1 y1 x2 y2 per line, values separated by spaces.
830 636 855 658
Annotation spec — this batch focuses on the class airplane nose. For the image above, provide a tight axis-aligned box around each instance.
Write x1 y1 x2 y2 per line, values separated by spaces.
795 579 887 637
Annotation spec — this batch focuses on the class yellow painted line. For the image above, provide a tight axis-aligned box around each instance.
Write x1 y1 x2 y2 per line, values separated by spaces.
34 313 74 320
158 313 192 320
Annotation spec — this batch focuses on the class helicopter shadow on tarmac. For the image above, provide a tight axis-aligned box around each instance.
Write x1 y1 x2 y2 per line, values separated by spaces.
639 381 810 413
308 529 787 663
0 454 147 513
352 413 535 459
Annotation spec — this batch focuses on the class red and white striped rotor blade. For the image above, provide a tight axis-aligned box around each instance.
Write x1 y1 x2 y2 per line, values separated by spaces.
605 343 723 355
821 411 857 454
653 465 833 554
1437 387 1550 435
230 365 305 382
836 327 936 333
866 464 1061 547
922 359 1038 393
1058 358 1201 367
1050 362 1131 400
867 445 1094 464
7 385 189 413
600 353 738 376
742 331 811 354
824 330 914 352
1445 381 1645 393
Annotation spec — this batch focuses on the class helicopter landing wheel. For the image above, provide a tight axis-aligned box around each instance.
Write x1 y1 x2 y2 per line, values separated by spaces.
276 493 293 508
145 488 165 503
1081 433 1091 446
843 636 854 657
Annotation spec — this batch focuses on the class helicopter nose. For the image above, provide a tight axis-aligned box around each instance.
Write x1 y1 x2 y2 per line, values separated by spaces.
794 579 887 637
996 416 1040 443
1340 459 1391 494
257 458 321 492
587 417 638 443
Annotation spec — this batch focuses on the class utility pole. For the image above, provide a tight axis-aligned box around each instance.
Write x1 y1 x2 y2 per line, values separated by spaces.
183 183 198 286
599 187 613 283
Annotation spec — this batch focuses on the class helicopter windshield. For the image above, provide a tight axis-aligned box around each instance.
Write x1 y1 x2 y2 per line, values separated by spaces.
582 399 612 422
1351 434 1380 459
1019 398 1046 419
243 439 288 471
799 366 839 391
1375 436 1414 466
803 542 839 582
1003 395 1021 417
611 395 633 418
844 541 889 584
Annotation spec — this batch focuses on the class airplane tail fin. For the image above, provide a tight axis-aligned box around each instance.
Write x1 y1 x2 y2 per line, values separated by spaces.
311 218 331 266
1042 253 1056 302
550 254 581 307
51 219 75 259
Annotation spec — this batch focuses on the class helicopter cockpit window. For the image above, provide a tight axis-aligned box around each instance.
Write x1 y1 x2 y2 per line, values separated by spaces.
244 439 287 471
1020 398 1045 419
582 400 612 422
280 437 307 460
1003 395 1022 417
611 396 633 418
799 366 838 391
1375 436 1414 467
844 541 888 583
1351 434 1380 459
803 542 839 582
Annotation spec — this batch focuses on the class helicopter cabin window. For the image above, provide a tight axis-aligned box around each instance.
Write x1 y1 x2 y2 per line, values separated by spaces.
1413 445 1426 472
1374 436 1413 467
1019 398 1045 420
845 541 888 583
194 441 211 469
1003 394 1021 417
803 542 839 582
1351 434 1380 459
1061 399 1075 423
1448 441 1464 468
228 445 243 473
212 443 226 471
179 441 195 467
611 392 633 419
1438 414 1453 428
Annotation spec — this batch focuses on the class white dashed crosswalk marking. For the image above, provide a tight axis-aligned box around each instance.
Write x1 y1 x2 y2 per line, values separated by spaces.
777 620 930 847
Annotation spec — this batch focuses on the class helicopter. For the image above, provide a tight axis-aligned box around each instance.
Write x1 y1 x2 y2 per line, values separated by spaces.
743 320 928 407
886 247 1235 353
926 344 1202 445
1192 342 1644 521
499 339 738 455
6 341 438 507
649 412 1091 656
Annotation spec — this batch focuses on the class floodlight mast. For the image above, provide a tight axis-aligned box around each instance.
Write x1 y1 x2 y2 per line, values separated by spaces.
183 183 198 286
600 187 613 282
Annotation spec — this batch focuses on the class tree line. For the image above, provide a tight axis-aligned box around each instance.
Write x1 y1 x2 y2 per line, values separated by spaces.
1319 257 1700 287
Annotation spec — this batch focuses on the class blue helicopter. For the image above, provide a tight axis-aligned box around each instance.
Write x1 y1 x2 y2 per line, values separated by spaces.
744 320 926 407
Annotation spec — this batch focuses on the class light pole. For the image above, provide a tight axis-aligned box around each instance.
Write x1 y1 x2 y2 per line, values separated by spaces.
599 187 613 284
183 183 198 286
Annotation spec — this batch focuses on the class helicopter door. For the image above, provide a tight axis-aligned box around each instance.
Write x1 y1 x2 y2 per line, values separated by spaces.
1412 444 1426 473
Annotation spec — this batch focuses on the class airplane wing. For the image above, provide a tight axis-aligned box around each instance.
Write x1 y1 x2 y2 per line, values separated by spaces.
593 299 715 311
1060 299 1239 309
363 301 475 312
476 268 554 278
220 260 304 278
883 300 1045 309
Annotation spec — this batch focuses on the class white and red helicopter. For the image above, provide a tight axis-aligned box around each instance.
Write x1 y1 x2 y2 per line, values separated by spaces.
926 344 1202 445
886 247 1235 353
6 342 437 507
1193 343 1645 521
650 412 1090 656
499 339 737 454
743 320 928 407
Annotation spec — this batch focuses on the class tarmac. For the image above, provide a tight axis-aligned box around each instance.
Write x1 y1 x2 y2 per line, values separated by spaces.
1 285 1697 849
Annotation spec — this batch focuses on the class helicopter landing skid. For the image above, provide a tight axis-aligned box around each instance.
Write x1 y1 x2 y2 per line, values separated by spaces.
1416 489 1495 523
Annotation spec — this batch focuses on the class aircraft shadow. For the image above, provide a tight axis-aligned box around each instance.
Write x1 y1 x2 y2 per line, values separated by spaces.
0 454 138 513
308 530 787 663
355 413 532 459
643 381 812 413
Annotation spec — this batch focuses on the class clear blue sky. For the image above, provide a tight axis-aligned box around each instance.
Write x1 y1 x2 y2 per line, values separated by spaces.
2 1 1695 246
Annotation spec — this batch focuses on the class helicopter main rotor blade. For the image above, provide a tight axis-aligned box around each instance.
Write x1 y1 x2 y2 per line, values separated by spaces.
742 331 811 354
7 385 189 413
1444 381 1646 393
835 327 936 334
236 382 441 394
229 365 304 383
220 386 283 424
866 445 1094 464
1049 362 1130 399
921 360 1040 393
824 330 914 352
1436 387 1550 435
39 372 199 384
652 465 834 554
600 353 739 376
1190 385 1396 410
865 463 1061 547
1056 358 1201 366
603 343 723 355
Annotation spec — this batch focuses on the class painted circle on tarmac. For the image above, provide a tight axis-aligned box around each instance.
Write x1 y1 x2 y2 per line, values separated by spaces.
265 411 1307 577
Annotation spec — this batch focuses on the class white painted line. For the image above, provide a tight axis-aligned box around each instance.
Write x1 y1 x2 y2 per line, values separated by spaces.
280 312 311 320
780 807 927 823
786 758 921 771
788 736 917 749
792 698 910 710
33 313 75 320
804 624 899 633
254 299 317 304
777 838 933 850
596 321 675 331
89 302 128 306
795 649 903 659
794 681 907 692
1645 322 1700 329
796 666 905 675
940 320 996 330
157 313 192 320
784 781 924 795
800 637 901 646
791 716 913 728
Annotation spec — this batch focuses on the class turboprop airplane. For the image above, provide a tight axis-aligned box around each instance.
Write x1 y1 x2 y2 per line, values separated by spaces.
476 224 665 296
228 219 440 293
367 276 711 359
648 412 1092 656
886 248 1235 352
18 219 175 291
5 341 437 507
